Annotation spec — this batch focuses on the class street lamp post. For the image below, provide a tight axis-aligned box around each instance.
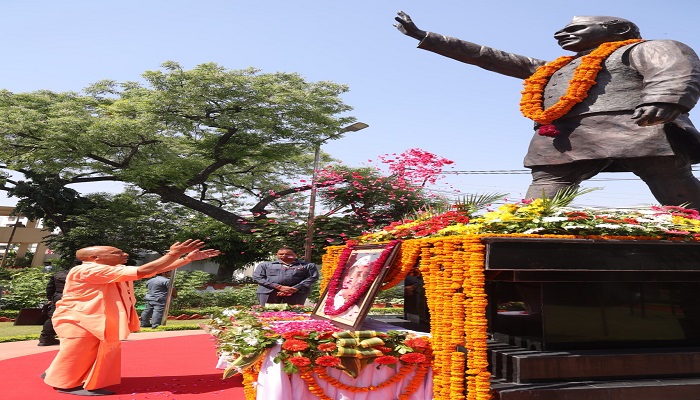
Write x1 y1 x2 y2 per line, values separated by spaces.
304 122 368 262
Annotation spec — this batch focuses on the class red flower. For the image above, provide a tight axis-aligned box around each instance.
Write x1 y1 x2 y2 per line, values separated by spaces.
317 331 335 340
374 355 399 365
317 342 337 352
538 124 560 137
282 338 309 352
315 355 341 367
376 346 393 353
405 337 429 350
400 352 428 364
282 330 308 339
288 356 311 367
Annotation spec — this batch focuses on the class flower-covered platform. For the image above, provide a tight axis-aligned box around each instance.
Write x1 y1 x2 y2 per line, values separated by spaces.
206 306 433 400
322 198 700 400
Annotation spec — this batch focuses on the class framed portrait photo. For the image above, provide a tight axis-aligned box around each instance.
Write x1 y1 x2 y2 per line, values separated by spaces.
312 242 402 331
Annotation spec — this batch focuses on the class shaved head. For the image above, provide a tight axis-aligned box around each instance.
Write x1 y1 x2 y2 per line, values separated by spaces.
76 246 128 266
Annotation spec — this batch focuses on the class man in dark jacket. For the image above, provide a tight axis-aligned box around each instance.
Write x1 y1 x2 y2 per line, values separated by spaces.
140 271 175 328
252 247 319 306
38 261 79 346
394 12 700 208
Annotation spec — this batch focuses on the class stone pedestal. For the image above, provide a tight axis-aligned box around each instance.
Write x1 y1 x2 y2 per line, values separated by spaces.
482 237 700 399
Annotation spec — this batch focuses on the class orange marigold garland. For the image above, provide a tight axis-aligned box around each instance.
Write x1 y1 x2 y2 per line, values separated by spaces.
241 358 263 400
320 244 349 294
520 39 643 136
299 356 432 400
381 239 422 290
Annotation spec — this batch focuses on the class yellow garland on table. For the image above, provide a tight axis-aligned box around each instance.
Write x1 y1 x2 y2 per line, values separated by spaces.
241 359 263 400
520 39 643 125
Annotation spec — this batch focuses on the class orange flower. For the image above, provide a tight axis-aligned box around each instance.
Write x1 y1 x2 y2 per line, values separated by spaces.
400 352 428 364
315 355 341 367
281 338 309 352
288 356 311 367
520 39 643 125
281 330 309 339
317 342 337 352
375 355 399 365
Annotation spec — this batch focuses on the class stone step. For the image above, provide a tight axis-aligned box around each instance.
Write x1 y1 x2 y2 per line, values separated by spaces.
491 377 700 400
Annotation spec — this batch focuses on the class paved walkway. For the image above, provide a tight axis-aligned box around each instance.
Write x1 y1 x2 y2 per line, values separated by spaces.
0 329 205 361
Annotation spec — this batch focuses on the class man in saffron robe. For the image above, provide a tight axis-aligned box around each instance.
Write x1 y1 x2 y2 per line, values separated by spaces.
42 240 220 396
394 12 700 209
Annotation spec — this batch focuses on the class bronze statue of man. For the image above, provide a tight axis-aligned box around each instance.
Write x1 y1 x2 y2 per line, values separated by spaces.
395 11 700 208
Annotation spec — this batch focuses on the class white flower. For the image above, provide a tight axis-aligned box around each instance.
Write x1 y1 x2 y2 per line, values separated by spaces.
523 227 544 234
563 225 586 230
243 336 259 346
595 223 622 229
542 217 569 222
222 308 239 317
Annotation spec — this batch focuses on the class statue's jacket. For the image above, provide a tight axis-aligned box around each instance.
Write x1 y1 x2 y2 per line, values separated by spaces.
417 33 700 168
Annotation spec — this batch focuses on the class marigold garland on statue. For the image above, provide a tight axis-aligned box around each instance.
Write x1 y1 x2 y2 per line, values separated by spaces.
520 39 643 136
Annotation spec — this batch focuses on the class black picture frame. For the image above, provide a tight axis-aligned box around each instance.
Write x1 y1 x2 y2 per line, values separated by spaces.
312 243 401 330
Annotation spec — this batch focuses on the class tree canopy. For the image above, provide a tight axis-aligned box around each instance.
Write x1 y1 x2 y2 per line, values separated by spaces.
0 62 355 231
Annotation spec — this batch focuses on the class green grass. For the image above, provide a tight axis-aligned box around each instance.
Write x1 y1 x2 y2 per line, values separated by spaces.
0 307 405 343
0 319 206 343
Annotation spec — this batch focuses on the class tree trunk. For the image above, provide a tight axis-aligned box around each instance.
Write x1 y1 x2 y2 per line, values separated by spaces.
215 263 238 282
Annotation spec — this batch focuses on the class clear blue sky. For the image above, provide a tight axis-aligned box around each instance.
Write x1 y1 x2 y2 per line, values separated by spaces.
1 0 698 208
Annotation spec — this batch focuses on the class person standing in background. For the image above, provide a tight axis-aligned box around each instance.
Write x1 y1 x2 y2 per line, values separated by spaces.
252 247 319 306
38 259 81 346
140 271 176 329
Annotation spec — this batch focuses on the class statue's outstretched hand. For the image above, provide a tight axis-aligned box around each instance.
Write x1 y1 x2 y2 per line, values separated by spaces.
394 11 427 41
632 103 684 126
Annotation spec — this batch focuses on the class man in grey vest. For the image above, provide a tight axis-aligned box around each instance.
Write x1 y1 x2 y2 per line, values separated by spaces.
394 12 700 208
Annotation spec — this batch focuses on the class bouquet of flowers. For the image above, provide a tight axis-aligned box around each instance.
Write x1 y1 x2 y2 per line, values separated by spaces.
360 188 700 242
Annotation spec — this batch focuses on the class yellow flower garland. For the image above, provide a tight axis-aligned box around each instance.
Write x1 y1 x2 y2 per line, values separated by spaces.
381 240 423 290
520 39 643 124
241 359 263 400
320 245 347 294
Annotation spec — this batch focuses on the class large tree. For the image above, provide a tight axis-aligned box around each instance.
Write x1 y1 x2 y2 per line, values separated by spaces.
46 190 194 264
0 62 354 231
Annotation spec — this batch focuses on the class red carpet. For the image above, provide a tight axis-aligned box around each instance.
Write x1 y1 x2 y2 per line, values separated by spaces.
0 333 246 400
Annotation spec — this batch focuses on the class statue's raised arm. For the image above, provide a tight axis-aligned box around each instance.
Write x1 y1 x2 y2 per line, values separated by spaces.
394 11 427 41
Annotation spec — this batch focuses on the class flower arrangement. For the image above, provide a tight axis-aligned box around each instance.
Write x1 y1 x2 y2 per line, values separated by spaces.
206 306 434 400
328 190 700 400
206 307 282 377
359 210 471 243
287 331 434 400
360 196 700 243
